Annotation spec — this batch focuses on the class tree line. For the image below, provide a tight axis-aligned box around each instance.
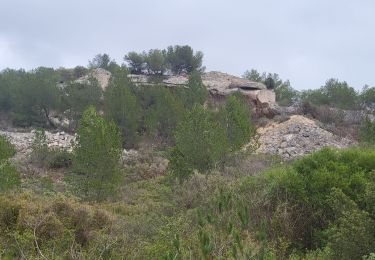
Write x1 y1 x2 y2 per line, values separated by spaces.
243 68 375 110
87 45 204 75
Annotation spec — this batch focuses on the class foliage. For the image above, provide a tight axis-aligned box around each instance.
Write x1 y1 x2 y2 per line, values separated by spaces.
301 78 358 109
29 128 49 167
0 69 21 112
239 147 375 257
166 45 204 74
243 69 298 105
325 208 375 260
69 107 122 201
0 194 122 259
62 79 102 122
243 69 289 90
170 105 228 180
145 49 167 75
275 83 299 106
47 149 73 169
104 70 141 148
9 67 62 127
143 86 185 143
359 116 375 144
73 65 89 79
30 129 72 169
219 95 255 151
124 51 145 74
0 135 19 192
0 162 20 193
360 85 375 110
178 71 208 109
88 53 119 72
2 145 375 258
125 45 204 75
0 135 16 162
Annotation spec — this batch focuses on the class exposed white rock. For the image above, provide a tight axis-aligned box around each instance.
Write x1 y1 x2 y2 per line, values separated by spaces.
127 71 276 116
0 130 76 158
257 115 354 160
202 71 266 94
76 68 111 90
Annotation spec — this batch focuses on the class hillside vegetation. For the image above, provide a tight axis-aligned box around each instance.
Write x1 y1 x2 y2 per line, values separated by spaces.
1 46 375 259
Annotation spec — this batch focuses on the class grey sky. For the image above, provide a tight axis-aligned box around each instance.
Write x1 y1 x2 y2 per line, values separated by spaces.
0 0 374 90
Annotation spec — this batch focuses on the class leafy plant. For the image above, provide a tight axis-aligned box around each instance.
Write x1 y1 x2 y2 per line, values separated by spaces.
68 107 122 202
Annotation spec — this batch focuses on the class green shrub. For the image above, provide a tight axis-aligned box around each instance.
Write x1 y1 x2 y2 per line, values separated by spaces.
0 135 16 161
29 128 49 167
30 129 72 169
239 147 375 257
359 116 375 144
0 162 20 193
169 105 228 180
69 106 122 202
47 149 72 169
0 136 19 192
219 95 255 151
325 209 375 260
0 194 119 259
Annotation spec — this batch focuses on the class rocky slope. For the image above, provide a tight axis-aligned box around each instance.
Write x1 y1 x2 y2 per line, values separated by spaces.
256 115 354 160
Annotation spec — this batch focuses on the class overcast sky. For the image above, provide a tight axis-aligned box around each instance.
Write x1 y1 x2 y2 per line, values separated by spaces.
0 0 374 90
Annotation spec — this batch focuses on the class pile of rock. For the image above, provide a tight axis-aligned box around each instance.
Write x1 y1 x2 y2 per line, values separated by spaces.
257 115 354 160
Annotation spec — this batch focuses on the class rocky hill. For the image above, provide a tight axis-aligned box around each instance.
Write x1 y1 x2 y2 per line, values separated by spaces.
129 71 277 116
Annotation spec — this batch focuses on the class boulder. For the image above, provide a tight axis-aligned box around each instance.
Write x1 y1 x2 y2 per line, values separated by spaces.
202 71 266 93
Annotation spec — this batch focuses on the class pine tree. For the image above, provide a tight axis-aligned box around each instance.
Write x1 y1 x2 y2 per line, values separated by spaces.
104 72 141 148
170 105 228 180
219 95 255 151
69 107 122 201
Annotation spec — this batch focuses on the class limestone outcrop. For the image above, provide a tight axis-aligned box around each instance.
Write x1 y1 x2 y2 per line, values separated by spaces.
128 71 277 116
76 68 111 90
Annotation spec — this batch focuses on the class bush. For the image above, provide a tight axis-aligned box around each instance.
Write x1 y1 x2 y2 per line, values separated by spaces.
0 162 20 193
359 116 375 144
47 149 73 169
29 129 72 169
325 209 375 260
178 71 207 109
169 105 228 180
219 95 255 151
29 128 49 167
143 86 185 143
239 147 375 257
0 136 19 192
301 78 359 110
104 70 141 148
0 194 120 259
0 135 16 161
